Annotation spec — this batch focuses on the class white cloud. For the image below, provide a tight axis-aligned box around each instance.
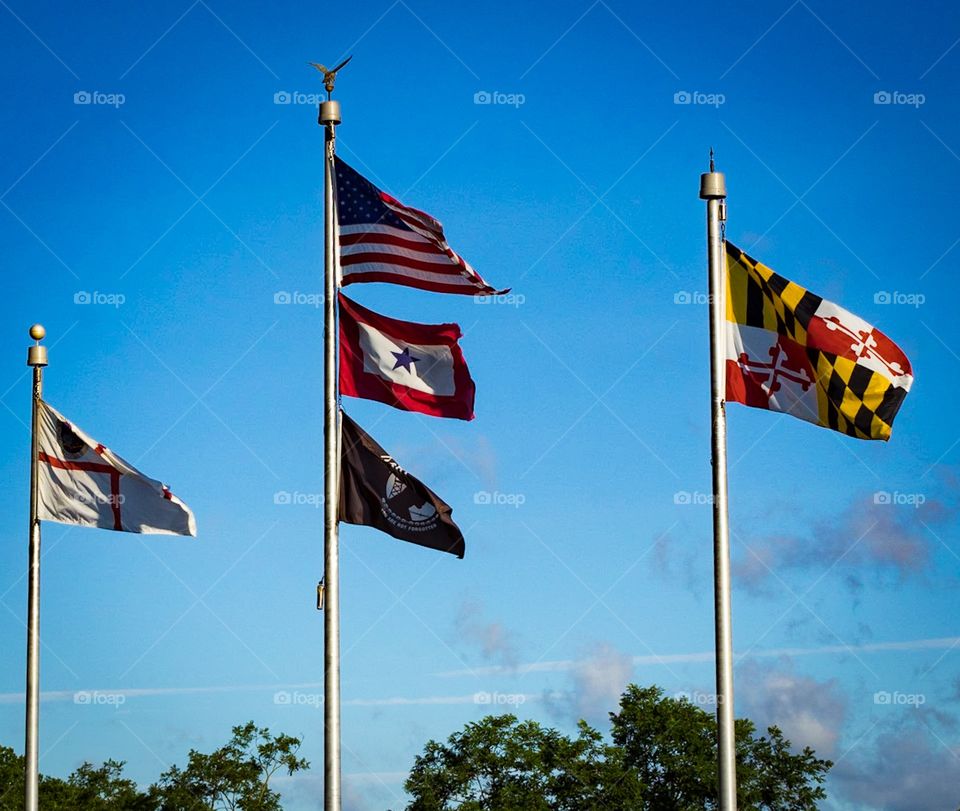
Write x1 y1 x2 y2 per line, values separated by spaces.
544 642 635 724
571 642 635 720
833 723 960 811
738 661 846 756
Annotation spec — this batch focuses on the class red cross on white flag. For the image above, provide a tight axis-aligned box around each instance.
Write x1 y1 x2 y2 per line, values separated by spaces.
36 400 196 536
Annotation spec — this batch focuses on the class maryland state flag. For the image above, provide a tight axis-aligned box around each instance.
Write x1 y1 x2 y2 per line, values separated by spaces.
339 411 464 557
725 243 913 440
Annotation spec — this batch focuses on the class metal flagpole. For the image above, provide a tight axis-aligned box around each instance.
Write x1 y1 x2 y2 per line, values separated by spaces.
316 58 346 811
24 323 47 811
700 154 737 810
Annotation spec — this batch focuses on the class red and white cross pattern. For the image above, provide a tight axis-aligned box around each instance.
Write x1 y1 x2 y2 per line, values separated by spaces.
36 400 196 536
725 298 913 424
806 299 912 387
725 322 820 422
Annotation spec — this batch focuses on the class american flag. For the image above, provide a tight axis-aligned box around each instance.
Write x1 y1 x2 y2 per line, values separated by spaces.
335 157 505 296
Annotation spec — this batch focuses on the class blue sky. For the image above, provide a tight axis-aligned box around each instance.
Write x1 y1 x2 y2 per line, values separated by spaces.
1 0 958 809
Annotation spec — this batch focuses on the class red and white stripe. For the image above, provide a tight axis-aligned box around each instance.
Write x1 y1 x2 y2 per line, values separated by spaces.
338 192 504 296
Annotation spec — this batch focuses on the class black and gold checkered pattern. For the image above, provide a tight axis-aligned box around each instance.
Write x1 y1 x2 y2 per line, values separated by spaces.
726 242 910 441
726 243 822 341
810 351 907 441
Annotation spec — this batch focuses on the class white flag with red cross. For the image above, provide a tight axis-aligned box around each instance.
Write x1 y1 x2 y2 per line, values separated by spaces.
36 400 196 536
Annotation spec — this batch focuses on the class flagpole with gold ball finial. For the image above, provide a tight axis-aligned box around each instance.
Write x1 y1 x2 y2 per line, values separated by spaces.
24 323 47 811
312 55 349 811
700 154 738 810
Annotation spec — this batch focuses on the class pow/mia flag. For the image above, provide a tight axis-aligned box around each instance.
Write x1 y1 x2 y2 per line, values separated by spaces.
339 411 464 558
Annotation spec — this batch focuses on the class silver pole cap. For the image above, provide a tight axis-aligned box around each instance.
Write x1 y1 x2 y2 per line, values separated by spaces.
319 100 341 126
700 171 727 200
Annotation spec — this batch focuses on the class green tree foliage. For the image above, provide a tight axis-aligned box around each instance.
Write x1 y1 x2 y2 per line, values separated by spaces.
0 747 150 810
0 722 307 811
404 714 641 810
65 760 154 810
612 685 832 810
404 684 833 810
150 721 309 811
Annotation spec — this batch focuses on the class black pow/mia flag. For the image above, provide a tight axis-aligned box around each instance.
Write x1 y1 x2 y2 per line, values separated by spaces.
338 410 465 558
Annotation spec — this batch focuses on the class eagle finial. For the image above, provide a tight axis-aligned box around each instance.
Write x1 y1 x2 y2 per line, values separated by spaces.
308 55 353 98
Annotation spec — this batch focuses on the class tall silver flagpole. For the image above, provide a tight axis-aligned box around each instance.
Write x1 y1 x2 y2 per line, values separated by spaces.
24 323 47 811
700 155 737 810
315 57 346 811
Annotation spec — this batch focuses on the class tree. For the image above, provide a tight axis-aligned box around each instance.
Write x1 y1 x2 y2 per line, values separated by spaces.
0 722 308 811
149 721 309 811
65 760 154 810
403 684 832 810
612 685 832 810
0 745 29 811
0 745 150 810
404 714 640 810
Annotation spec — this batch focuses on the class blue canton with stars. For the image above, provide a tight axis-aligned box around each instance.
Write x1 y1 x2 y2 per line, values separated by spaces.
335 157 412 231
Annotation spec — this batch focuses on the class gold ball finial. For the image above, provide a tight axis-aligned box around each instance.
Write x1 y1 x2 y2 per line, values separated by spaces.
29 324 46 341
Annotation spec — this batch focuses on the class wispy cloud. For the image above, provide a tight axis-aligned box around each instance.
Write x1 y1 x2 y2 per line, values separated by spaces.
435 635 960 677
453 599 522 670
344 693 537 707
733 492 956 595
0 682 312 705
0 683 538 708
